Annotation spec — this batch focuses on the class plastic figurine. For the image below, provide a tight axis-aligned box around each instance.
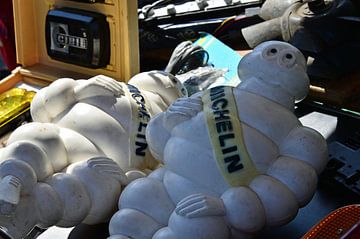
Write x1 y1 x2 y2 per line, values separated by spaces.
0 71 186 238
109 41 328 239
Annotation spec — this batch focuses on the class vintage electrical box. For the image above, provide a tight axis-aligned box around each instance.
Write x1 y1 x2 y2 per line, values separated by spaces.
1 0 139 91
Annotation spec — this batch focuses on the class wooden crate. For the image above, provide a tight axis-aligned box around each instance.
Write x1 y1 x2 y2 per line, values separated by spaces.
7 0 139 86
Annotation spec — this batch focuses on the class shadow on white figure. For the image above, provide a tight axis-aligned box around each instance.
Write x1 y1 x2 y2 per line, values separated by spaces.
108 41 329 239
0 71 186 239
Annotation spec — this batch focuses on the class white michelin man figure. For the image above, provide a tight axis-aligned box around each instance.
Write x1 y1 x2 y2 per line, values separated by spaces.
0 71 186 239
108 41 329 239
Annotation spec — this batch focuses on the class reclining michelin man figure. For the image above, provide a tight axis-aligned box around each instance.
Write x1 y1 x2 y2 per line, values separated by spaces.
0 71 186 238
108 41 328 239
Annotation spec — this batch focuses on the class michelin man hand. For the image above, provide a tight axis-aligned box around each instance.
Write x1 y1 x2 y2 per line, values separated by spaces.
74 75 125 100
175 194 226 218
164 96 202 130
87 157 129 185
0 176 21 215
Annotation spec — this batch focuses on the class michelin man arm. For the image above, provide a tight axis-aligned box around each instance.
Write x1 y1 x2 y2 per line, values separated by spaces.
164 95 203 131
173 186 276 233
272 125 329 206
146 94 202 162
31 75 124 123
218 125 329 233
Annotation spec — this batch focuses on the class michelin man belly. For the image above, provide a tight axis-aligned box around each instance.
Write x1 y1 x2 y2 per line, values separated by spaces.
109 41 329 239
0 71 186 238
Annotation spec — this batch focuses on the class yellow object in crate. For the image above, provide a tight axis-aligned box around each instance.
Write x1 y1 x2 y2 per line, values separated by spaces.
0 88 35 135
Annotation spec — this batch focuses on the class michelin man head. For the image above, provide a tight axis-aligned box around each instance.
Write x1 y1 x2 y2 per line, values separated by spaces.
238 41 309 102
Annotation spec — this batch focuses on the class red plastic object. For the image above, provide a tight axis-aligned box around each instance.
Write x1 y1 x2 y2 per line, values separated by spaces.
341 220 360 239
302 205 360 239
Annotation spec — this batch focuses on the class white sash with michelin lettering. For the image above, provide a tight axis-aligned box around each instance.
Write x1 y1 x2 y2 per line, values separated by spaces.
123 84 152 170
202 86 259 186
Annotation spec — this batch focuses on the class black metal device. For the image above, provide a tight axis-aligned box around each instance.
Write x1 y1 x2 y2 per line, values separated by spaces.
324 115 360 196
45 7 110 68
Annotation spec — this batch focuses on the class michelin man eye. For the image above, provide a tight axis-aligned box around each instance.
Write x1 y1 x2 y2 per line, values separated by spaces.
280 51 296 68
270 48 277 54
262 47 279 59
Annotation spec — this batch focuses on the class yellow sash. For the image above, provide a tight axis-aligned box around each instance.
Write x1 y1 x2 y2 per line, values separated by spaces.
202 86 259 186
123 84 152 170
